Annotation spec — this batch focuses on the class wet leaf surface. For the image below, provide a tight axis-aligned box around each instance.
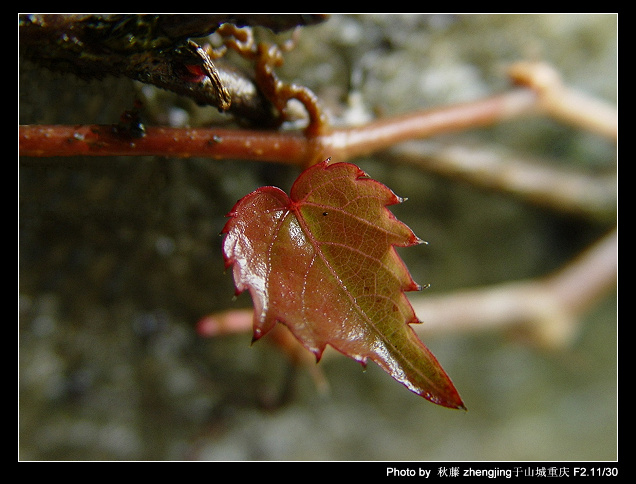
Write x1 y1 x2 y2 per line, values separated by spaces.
223 159 464 408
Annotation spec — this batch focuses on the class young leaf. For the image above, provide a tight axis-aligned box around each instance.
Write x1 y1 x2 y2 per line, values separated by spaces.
222 159 464 409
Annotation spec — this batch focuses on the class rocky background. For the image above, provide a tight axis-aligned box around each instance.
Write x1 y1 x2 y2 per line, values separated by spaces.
19 14 617 460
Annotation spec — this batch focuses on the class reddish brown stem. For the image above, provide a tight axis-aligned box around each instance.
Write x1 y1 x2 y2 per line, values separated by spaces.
323 89 538 161
19 124 314 165
19 88 538 166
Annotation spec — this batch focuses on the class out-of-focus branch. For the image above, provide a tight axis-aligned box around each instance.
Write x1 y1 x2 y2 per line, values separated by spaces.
410 229 617 349
198 229 617 352
508 61 617 140
380 62 617 221
384 141 616 221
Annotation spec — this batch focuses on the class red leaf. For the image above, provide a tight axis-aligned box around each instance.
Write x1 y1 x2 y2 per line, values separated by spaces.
222 159 464 409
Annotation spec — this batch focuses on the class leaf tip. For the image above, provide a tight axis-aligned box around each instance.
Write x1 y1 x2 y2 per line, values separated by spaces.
251 330 263 345
449 398 468 411
422 389 466 410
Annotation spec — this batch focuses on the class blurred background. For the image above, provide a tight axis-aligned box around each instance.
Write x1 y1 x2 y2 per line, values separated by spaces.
19 14 617 460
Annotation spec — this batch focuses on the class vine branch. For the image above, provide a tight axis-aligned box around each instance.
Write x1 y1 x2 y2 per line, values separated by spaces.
20 62 617 219
19 87 538 166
